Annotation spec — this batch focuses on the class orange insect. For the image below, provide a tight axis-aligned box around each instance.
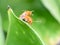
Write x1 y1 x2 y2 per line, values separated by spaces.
19 11 32 24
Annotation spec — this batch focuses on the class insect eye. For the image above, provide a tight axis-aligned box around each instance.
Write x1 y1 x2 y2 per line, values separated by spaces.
23 19 25 21
23 19 27 22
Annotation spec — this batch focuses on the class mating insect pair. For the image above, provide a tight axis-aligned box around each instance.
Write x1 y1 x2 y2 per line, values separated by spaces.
19 11 33 24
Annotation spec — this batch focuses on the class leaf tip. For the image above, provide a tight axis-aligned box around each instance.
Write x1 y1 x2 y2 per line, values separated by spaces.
7 5 11 10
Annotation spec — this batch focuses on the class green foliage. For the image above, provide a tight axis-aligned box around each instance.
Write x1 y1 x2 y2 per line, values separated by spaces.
5 7 43 45
0 0 60 45
41 0 60 23
0 14 5 45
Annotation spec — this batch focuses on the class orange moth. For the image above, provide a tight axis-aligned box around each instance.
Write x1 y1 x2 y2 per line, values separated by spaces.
19 11 32 24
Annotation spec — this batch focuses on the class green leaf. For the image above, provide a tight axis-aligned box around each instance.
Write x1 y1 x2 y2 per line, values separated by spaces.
41 0 60 23
5 7 43 45
0 14 5 45
0 0 9 32
0 0 60 45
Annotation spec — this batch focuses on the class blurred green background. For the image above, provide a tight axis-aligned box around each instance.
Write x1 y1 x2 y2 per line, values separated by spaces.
0 0 60 45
